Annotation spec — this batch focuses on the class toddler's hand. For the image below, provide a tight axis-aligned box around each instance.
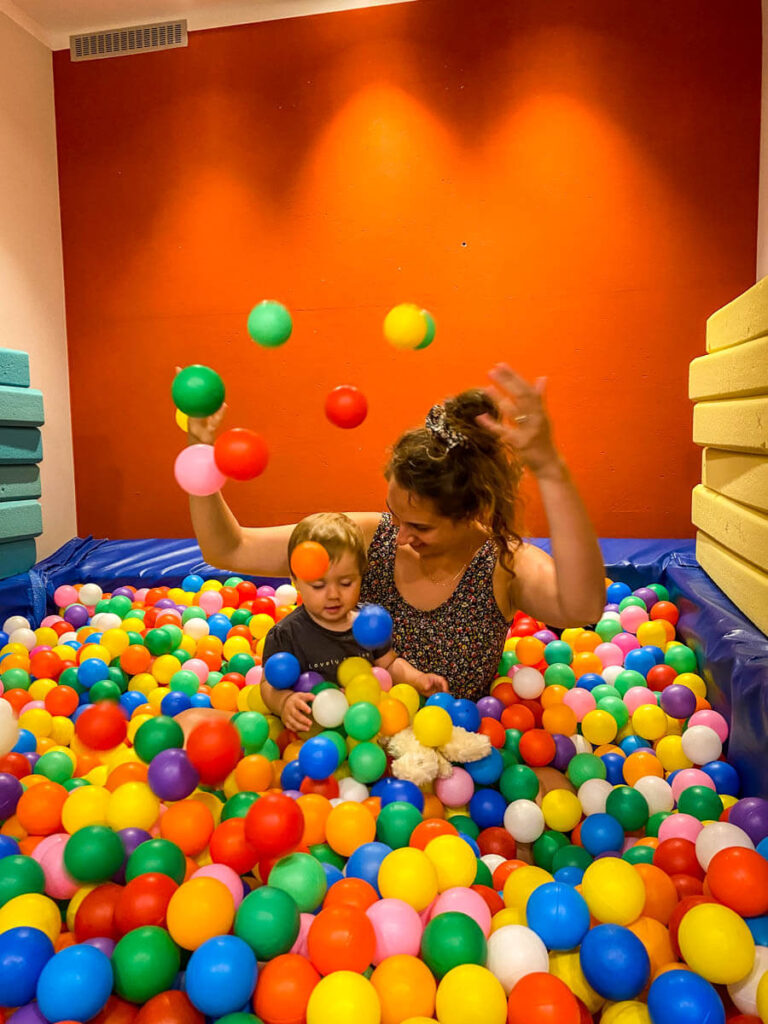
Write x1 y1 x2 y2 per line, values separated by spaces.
413 672 450 696
174 366 227 445
282 691 315 733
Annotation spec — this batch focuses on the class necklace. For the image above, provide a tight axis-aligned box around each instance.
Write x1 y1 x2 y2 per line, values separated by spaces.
421 545 476 588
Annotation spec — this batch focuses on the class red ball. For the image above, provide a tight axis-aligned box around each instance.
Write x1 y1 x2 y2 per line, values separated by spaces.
213 428 269 480
653 838 704 880
501 705 536 732
507 972 581 1024
244 792 305 858
74 883 123 942
250 597 276 618
479 717 506 748
299 775 340 799
471 883 504 916
209 818 259 875
477 826 517 860
669 872 703 900
30 649 63 680
323 878 379 913
235 580 258 603
253 953 321 1024
307 904 376 975
134 991 203 1024
75 701 128 750
668 895 716 958
114 872 179 934
706 846 768 917
647 664 678 692
44 684 79 717
186 719 242 784
0 752 32 779
519 728 555 767
324 385 368 429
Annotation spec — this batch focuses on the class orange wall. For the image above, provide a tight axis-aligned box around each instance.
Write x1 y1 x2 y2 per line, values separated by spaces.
53 0 761 541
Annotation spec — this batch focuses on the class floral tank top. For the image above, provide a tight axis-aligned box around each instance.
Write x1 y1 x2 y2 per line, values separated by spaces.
359 513 510 701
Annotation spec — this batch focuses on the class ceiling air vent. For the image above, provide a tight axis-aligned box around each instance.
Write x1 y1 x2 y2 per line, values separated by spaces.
70 20 188 61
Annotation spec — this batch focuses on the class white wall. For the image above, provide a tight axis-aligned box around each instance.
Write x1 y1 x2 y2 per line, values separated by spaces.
0 11 76 559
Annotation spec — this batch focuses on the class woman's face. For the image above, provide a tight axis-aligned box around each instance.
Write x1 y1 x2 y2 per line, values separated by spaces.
386 480 471 555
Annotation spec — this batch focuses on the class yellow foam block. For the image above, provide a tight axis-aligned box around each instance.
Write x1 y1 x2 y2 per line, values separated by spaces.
693 396 768 453
689 334 768 400
696 531 768 635
701 448 768 513
706 275 768 352
692 485 768 572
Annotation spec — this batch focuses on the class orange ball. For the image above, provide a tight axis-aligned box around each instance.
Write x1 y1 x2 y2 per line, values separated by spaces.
297 794 332 846
409 818 458 850
120 646 151 675
160 799 215 856
106 761 149 791
44 685 79 717
628 915 676 978
371 954 437 1024
623 750 664 786
573 630 601 653
378 697 410 736
324 877 379 912
290 541 330 582
325 802 376 858
516 637 545 667
422 793 445 820
16 780 67 835
540 685 567 710
254 953 320 1024
210 681 239 711
542 704 577 736
234 754 273 793
572 651 603 678
634 862 679 924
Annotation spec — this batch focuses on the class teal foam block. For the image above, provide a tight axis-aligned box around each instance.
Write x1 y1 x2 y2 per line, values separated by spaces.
0 537 36 580
0 499 42 540
0 349 30 387
0 386 44 426
0 466 41 502
0 428 42 464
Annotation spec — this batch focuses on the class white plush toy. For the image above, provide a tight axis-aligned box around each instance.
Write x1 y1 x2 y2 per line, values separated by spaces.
381 725 491 787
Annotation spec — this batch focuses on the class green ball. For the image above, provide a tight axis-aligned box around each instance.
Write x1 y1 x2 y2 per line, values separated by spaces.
230 609 252 627
163 625 183 649
182 606 207 624
677 785 723 822
648 584 670 602
665 645 698 674
615 670 648 697
228 652 256 675
606 786 649 831
309 843 346 871
268 853 327 912
376 801 423 848
317 731 347 764
260 738 280 761
473 858 493 887
552 844 593 872
421 911 488 978
64 826 125 882
208 672 224 687
0 855 45 907
126 838 186 883
498 651 518 675
89 680 122 703
171 648 191 666
59 666 84 692
447 815 479 839
222 792 260 821
216 1016 265 1024
646 811 674 837
64 778 90 792
349 742 387 784
169 670 201 696
247 301 293 348
596 618 622 642
109 595 133 617
34 750 74 784
233 711 270 753
544 641 573 665
532 830 569 871
145 628 174 656
235 885 300 960
567 753 607 787
112 925 180 1002
225 576 244 587
414 309 436 350
125 630 145 645
544 664 576 689
107 665 129 691
597 695 629 730
344 702 382 742
172 364 226 417
134 716 184 762
504 729 522 758
622 845 655 865
500 764 539 803
1 668 30 690
619 596 647 611
500 747 519 768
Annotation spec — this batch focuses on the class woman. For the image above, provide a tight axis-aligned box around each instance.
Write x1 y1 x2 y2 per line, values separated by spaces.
187 364 605 700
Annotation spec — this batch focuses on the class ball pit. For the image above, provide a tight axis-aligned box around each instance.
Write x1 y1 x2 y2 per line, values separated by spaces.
0 575 766 1024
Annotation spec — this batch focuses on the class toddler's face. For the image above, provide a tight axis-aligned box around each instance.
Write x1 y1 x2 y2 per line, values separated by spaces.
295 549 362 627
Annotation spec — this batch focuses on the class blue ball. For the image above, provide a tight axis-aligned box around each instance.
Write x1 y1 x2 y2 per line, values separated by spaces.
450 699 481 733
0 926 54 1006
641 644 665 666
701 759 740 797
264 652 301 690
36 943 113 1023
426 692 456 711
77 657 110 687
580 813 624 856
647 969 725 1024
121 691 150 716
619 735 652 755
465 748 504 786
189 693 212 708
185 935 258 1017
580 923 650 1000
160 691 193 717
12 729 36 753
280 759 305 791
758 837 768 862
207 613 232 641
600 752 625 786
182 574 205 592
469 788 507 829
346 841 392 892
0 835 20 859
352 604 393 650
576 673 605 691
623 648 656 677
298 737 340 780
526 882 590 950
459 834 481 858
371 777 424 812
745 913 768 945
553 866 584 887
606 582 632 604
322 862 344 889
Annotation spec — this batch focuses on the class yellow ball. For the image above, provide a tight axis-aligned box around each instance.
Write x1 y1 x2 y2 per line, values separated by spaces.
389 684 420 719
151 654 182 685
29 679 56 702
675 672 707 697
223 636 250 660
166 877 235 950
413 706 453 748
581 710 618 746
581 858 645 925
200 580 222 592
147 687 168 712
122 617 145 633
655 735 692 772
34 626 59 647
424 834 477 891
107 781 160 831
84 765 109 786
80 643 111 664
249 614 274 640
61 784 110 832
677 902 755 984
635 621 668 649
383 303 428 350
338 657 373 687
491 907 526 932
307 971 381 1024
127 714 154 743
435 964 508 1024
378 847 438 911
549 949 605 1014
503 866 554 913
600 1001 651 1023
632 704 668 741
0 893 61 943
19 708 53 738
756 969 768 1023
541 789 583 833
101 629 130 658
66 885 96 931
176 407 189 432
560 628 585 648
247 686 270 715
346 674 382 706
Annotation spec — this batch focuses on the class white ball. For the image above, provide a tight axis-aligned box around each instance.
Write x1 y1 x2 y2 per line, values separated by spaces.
0 715 19 758
695 821 755 871
3 615 30 634
329 797 344 807
681 724 722 765
0 700 13 720
58 632 77 644
578 779 613 815
9 628 36 650
183 618 210 640
91 613 122 631
602 665 624 685
503 799 545 843
481 853 506 875
633 776 675 816
312 688 349 728
275 584 298 607
338 777 369 802
79 583 103 605
486 925 549 994
601 611 622 622
512 667 545 700
728 944 768 1016
570 734 593 755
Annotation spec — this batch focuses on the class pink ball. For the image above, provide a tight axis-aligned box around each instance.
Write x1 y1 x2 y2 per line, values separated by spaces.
23 700 45 712
366 897 423 964
622 838 638 853
563 688 597 722
184 658 209 683
174 444 227 496
619 606 650 634
595 642 624 669
40 616 63 629
199 590 224 615
658 813 703 844
688 710 729 743
245 665 263 687
33 833 78 899
435 767 475 808
257 586 276 598
371 667 393 692
289 912 314 958
192 864 244 907
30 645 51 658
134 588 149 602
430 887 492 937
613 632 642 655
623 687 657 714
53 585 79 608
670 768 715 802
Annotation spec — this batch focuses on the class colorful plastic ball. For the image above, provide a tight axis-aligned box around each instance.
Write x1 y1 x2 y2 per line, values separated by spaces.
371 952 436 1024
269 853 328 913
307 903 376 975
647 969 725 1024
167 876 235 949
264 652 301 690
449 698 481 732
485 923 549 994
174 444 227 496
63 825 124 882
424 834 477 891
420 910 487 978
235 885 300 961
677 901 755 983
325 386 368 429
413 705 453 748
186 718 242 784
579 813 624 856
606 786 649 831
245 792 305 858
147 747 200 801
213 428 269 480
730 797 768 846
253 952 321 1024
468 788 507 829
299 736 340 780
526 881 590 951
363 897 422 965
504 799 545 843
0 925 54 1006
383 303 428 349
694 820 754 871
435 963 508 1024
681 725 722 765
306 970 380 1024
378 847 438 911
247 299 292 347
435 767 475 808
349 742 387 784
541 790 582 833
581 857 646 925
126 838 186 884
353 604 393 650
184 935 258 1017
579 923 650 1001
706 846 768 917
289 541 330 582
506 971 581 1024
172 364 225 417
36 942 113 1023
111 925 181 1003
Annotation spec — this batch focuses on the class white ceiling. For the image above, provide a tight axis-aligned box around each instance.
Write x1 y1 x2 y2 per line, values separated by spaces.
0 0 415 50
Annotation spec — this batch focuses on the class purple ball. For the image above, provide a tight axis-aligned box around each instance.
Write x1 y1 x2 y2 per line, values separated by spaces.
551 733 577 772
111 587 134 599
534 629 558 645
24 752 40 770
63 604 89 628
0 772 22 818
147 748 200 801
8 1003 48 1024
476 696 504 721
604 604 621 613
728 797 768 845
659 684 697 719
295 671 323 693
84 937 116 956
282 789 302 800
118 826 152 857
633 587 659 610
155 598 177 610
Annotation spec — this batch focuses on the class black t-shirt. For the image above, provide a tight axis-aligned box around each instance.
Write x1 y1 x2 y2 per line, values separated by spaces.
261 606 389 683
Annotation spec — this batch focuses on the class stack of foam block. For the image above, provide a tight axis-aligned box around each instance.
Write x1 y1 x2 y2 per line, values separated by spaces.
0 348 43 580
690 277 768 635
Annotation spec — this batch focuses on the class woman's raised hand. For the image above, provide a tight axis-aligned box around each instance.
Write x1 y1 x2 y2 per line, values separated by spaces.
174 366 227 446
477 363 558 473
